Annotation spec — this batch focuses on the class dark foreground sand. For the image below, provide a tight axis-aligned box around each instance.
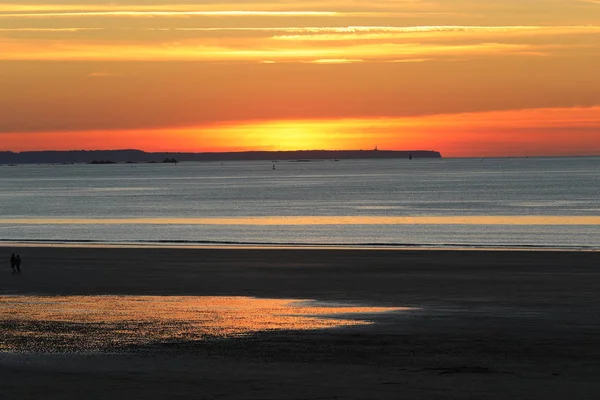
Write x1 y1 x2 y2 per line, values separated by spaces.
1 246 600 399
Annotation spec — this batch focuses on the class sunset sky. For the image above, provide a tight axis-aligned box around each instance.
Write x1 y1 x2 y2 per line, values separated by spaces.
1 1 600 157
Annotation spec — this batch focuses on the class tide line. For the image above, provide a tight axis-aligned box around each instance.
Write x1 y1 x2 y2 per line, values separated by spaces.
0 216 599 225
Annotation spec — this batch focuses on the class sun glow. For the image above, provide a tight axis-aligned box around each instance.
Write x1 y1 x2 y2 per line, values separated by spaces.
212 120 363 151
2 106 600 156
261 124 323 150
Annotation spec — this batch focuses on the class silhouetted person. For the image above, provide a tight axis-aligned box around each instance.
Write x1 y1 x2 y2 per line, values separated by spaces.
10 253 16 273
15 255 21 274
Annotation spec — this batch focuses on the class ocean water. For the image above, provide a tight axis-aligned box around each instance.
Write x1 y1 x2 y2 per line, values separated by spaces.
1 157 599 249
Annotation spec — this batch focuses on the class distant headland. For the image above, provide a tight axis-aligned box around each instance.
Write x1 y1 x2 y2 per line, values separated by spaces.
0 149 441 164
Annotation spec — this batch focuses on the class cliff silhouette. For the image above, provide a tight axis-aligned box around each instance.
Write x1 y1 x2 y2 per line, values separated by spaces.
0 149 441 164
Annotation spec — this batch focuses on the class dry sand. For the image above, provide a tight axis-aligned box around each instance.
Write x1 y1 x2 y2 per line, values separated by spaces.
1 246 600 399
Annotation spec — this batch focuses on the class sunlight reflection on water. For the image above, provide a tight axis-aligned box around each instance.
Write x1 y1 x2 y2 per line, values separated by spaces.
0 296 408 353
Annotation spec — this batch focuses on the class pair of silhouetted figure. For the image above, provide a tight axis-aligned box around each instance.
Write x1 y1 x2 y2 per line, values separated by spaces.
10 253 21 274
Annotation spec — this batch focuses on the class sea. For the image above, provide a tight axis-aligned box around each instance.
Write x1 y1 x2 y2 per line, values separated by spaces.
1 157 599 250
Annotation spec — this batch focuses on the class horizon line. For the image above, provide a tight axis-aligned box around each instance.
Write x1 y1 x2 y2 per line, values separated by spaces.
2 148 439 154
2 148 600 159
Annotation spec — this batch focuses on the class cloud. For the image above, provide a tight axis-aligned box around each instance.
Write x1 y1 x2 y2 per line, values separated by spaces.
0 1 453 16
309 58 363 63
0 10 340 18
0 36 562 62
270 25 600 41
0 28 104 32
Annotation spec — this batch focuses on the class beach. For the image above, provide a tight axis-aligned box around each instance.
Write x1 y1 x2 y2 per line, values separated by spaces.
1 246 600 399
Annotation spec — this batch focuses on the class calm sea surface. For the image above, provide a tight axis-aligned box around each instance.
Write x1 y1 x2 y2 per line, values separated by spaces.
1 157 599 249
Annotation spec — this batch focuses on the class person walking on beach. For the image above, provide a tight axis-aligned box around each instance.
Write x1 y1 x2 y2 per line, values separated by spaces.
10 253 16 273
15 255 21 274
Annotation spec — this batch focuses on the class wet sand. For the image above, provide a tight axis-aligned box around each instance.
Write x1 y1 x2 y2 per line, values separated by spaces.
1 246 600 399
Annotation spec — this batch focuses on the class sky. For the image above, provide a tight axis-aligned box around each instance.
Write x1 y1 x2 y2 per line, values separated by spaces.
1 1 600 157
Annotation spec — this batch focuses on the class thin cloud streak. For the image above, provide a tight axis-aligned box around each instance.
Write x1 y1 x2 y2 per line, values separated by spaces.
309 58 363 63
270 25 600 40
0 1 459 18
0 11 340 18
3 25 599 42
172 25 600 33
0 28 104 32
0 1 436 13
4 105 599 134
0 39 552 61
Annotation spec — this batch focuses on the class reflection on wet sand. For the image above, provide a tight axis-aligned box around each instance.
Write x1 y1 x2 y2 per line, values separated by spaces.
0 296 406 353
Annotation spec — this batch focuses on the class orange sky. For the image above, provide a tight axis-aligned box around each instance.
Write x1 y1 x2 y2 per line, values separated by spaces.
1 1 600 157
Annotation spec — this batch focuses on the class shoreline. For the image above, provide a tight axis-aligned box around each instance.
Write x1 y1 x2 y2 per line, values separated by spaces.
2 241 598 252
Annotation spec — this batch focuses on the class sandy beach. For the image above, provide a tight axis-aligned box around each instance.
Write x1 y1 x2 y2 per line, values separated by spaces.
1 246 600 399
